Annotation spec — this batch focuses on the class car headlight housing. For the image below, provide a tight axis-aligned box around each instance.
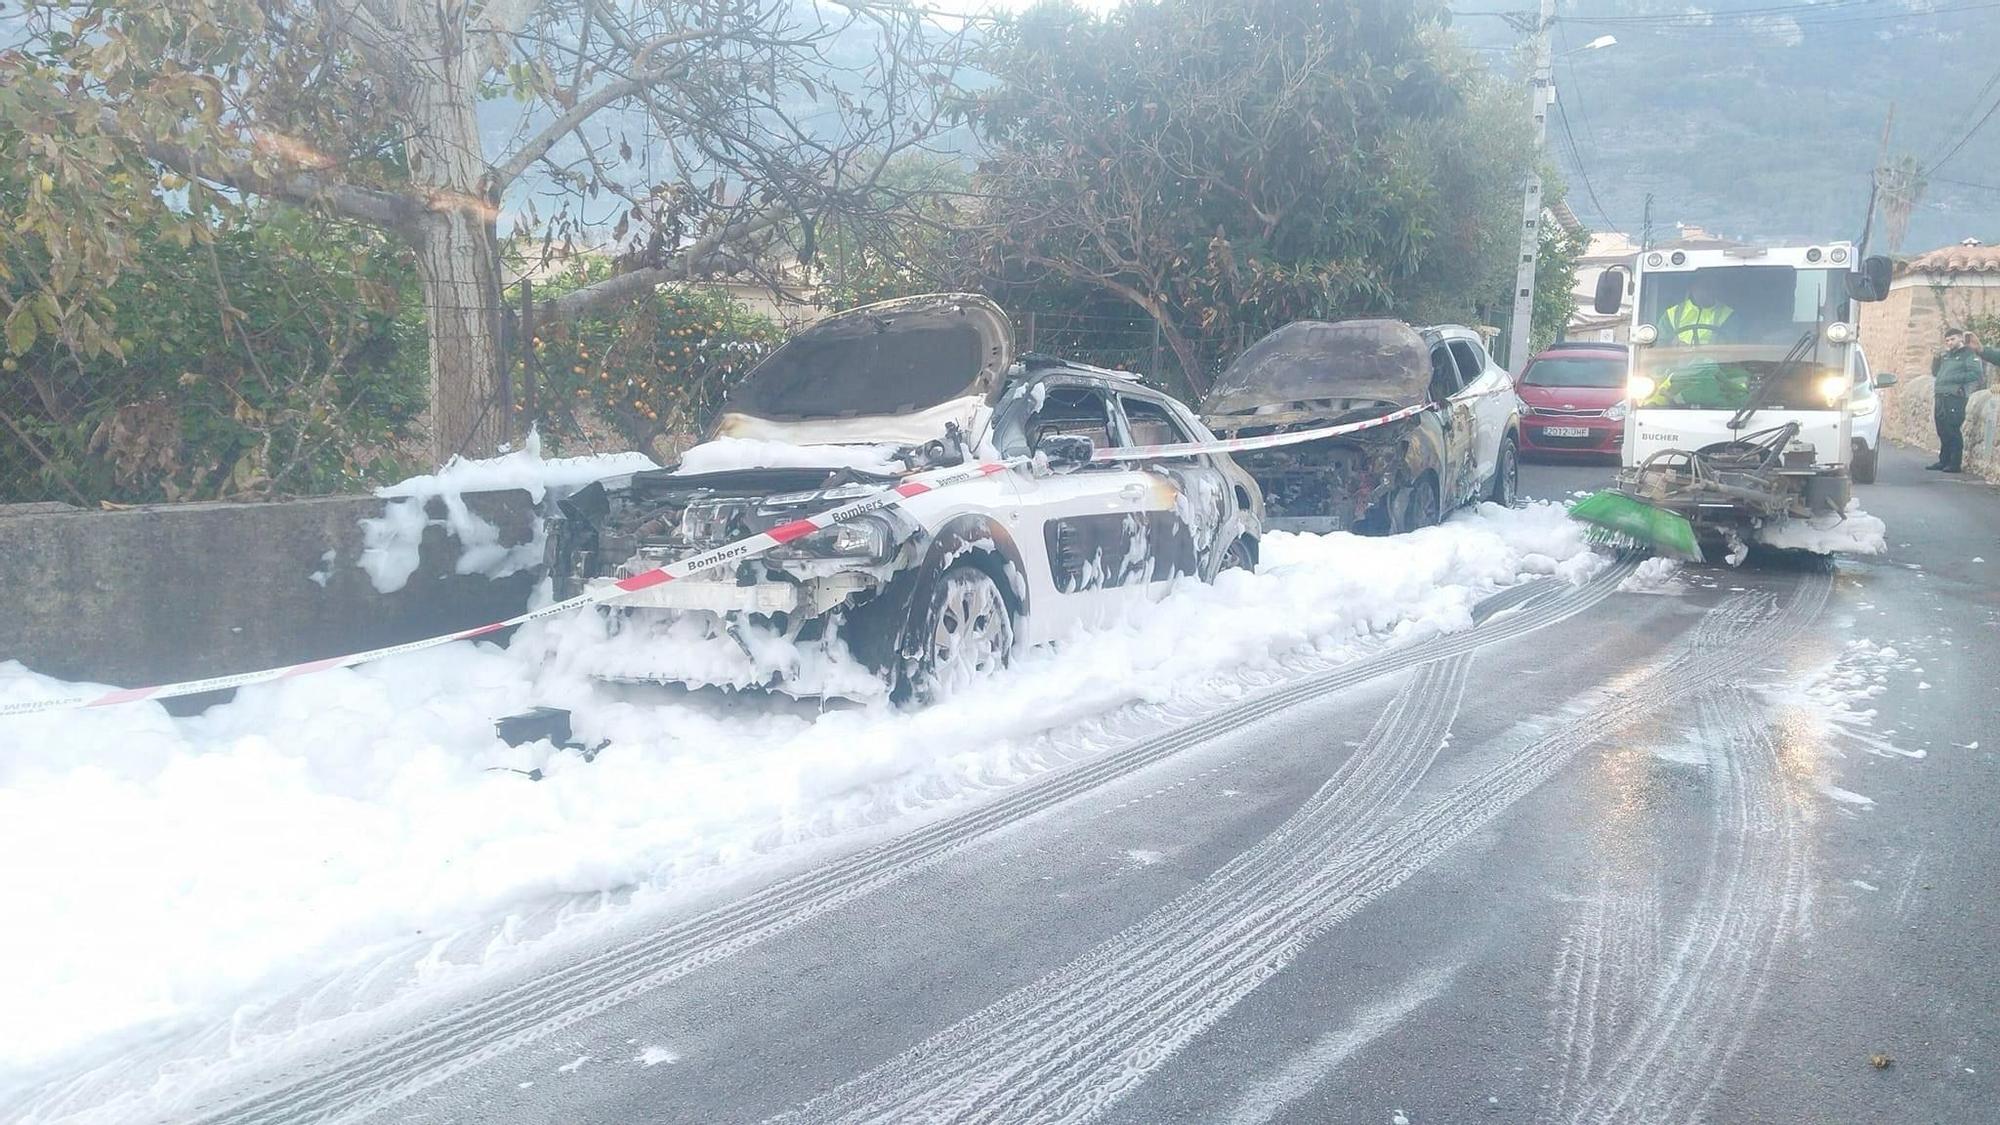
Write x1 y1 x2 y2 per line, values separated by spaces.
1818 373 1850 406
768 515 895 561
1848 395 1878 417
1606 399 1629 421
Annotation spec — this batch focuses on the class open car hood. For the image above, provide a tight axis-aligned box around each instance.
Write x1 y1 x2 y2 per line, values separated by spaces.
718 293 1013 425
1201 319 1431 418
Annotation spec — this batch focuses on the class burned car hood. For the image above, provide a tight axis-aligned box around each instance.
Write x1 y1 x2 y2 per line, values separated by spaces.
719 294 1013 425
1201 319 1431 420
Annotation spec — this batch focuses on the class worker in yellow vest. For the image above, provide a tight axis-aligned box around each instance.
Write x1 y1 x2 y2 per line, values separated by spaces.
1657 276 1734 346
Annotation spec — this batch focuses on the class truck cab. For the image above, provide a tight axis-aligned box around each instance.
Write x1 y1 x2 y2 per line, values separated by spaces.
1589 242 1892 554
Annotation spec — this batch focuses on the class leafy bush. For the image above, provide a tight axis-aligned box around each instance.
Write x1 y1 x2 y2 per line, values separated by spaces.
2 206 425 504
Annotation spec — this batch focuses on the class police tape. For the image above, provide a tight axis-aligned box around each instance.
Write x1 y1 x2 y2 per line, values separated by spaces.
1089 401 1434 461
0 458 1019 718
2 402 1440 718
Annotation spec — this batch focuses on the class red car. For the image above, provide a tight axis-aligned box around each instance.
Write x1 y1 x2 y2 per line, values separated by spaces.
1515 342 1628 460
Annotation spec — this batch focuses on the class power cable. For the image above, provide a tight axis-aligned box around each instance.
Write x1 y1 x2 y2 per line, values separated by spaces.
1925 93 2000 175
1553 93 1617 233
1920 62 2000 173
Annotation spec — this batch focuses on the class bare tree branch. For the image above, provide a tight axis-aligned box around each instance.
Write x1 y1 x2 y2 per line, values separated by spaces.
119 116 425 230
541 202 793 324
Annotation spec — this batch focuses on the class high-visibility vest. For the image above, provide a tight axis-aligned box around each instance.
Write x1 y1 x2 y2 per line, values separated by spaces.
1660 300 1732 345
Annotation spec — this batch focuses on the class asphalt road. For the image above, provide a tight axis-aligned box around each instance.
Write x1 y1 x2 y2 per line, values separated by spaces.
202 447 2000 1125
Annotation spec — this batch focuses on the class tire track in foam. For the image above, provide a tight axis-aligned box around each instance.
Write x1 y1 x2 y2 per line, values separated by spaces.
183 563 1634 1125
1554 684 1812 1125
775 573 1827 1125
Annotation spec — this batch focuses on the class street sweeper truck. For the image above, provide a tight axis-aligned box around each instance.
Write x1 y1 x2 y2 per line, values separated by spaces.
1569 241 1895 561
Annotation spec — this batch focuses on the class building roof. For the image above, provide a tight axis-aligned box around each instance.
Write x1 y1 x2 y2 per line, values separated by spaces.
1897 244 2000 276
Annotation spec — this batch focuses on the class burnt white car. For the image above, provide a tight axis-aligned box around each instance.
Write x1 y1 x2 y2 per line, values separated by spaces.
547 294 1262 702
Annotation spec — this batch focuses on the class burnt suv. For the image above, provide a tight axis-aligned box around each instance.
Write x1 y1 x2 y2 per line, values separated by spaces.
1199 319 1521 533
545 294 1262 702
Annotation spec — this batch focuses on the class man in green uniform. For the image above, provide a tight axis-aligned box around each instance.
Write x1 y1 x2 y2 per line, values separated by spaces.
1929 329 2000 473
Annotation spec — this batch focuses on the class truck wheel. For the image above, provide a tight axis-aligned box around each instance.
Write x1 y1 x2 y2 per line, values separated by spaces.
1489 435 1520 506
1851 440 1878 485
908 562 1014 704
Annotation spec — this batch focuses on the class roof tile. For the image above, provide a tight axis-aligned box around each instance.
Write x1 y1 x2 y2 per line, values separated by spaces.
1898 245 2000 275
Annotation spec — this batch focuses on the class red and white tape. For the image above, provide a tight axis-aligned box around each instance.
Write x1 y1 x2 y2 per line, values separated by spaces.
2 402 1437 718
1090 401 1433 461
0 459 1017 718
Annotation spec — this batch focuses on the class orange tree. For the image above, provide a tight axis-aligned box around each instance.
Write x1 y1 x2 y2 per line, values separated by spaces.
530 272 782 454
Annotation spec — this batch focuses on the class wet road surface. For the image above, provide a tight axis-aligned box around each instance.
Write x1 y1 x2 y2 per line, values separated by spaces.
204 448 2000 1125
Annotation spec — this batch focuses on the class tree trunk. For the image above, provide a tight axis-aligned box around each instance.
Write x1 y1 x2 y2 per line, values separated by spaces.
412 213 505 463
395 6 507 464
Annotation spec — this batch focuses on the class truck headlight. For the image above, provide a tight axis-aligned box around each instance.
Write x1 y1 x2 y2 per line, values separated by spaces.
769 515 895 561
1826 322 1854 344
1818 373 1849 406
1606 400 1629 421
1627 374 1657 401
1632 324 1659 346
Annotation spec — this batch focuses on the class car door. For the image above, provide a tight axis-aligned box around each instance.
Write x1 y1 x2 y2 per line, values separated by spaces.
1448 337 1513 496
1428 340 1479 507
1008 378 1174 630
1116 392 1230 595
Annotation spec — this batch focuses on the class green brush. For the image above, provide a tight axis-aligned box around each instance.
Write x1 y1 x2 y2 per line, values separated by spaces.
1569 489 1703 562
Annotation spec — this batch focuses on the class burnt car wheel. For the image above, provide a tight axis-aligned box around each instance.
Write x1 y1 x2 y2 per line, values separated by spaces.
1218 535 1255 576
1490 435 1520 506
911 563 1014 702
1401 476 1441 531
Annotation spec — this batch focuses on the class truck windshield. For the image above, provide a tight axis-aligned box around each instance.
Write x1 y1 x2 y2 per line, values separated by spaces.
1522 356 1623 388
1633 264 1849 412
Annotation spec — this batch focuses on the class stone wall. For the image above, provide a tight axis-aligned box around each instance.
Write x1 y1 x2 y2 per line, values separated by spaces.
0 490 540 699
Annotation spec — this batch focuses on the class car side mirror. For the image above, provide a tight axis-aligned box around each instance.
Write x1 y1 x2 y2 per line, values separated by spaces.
1845 255 1893 303
1036 433 1095 474
1594 268 1626 315
1873 371 1899 388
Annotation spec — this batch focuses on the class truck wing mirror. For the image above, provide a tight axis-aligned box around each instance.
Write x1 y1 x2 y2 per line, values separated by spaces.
1845 255 1893 303
1593 268 1626 315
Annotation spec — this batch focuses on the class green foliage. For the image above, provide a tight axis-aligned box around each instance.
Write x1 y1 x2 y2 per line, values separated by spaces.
1533 211 1585 356
1 205 425 503
529 265 784 455
963 0 1532 386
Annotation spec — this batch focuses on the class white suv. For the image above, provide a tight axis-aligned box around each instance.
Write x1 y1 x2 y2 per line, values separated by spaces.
547 294 1262 702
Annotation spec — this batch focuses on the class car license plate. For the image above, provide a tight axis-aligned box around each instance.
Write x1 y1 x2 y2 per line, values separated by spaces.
1543 426 1590 438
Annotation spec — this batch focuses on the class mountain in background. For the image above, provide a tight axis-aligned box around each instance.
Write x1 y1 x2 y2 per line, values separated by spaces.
1452 0 1999 253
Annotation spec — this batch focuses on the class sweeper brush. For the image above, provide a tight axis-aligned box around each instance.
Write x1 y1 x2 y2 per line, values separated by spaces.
1568 489 1704 561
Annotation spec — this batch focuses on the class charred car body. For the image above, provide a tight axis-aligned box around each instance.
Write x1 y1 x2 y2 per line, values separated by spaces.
1199 319 1522 534
546 294 1262 702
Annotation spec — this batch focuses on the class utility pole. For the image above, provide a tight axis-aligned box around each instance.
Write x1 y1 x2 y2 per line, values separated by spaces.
1504 0 1558 374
